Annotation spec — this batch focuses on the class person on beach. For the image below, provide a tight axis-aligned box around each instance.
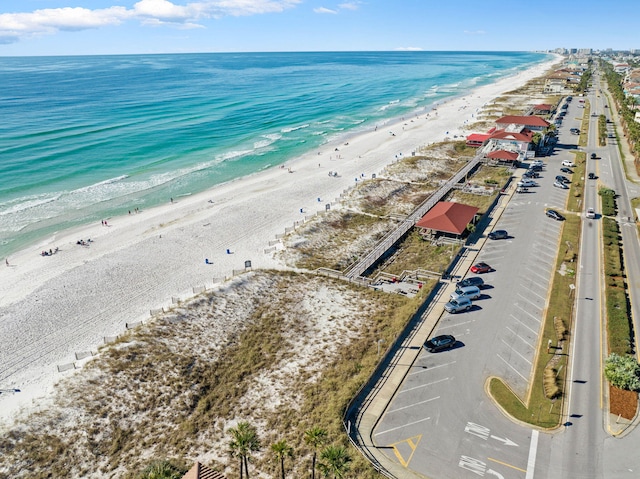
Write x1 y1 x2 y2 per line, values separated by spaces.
5 258 8 266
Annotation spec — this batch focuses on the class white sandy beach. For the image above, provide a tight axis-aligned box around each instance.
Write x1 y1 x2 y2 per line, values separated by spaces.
0 57 558 426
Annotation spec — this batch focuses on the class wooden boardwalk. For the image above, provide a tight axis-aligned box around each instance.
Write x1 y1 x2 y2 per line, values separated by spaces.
344 155 482 280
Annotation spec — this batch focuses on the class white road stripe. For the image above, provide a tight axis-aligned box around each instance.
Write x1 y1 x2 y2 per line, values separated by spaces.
374 416 431 436
497 353 528 381
386 396 440 414
525 429 539 479
399 377 449 393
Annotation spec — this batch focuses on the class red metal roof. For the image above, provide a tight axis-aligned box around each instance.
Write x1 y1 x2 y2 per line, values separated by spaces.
489 129 533 143
495 115 550 127
533 104 553 110
415 201 479 235
487 150 518 161
466 133 491 142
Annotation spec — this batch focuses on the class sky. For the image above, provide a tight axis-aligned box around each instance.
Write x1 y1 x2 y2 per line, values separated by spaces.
0 0 638 56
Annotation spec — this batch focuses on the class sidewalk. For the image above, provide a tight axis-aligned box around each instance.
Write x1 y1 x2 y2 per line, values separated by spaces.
348 180 519 478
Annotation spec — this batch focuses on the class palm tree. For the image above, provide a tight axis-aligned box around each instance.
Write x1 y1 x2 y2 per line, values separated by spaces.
304 427 328 479
228 421 261 479
271 439 294 479
318 445 351 479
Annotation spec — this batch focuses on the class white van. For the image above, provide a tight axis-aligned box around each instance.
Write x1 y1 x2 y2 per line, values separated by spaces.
450 285 481 301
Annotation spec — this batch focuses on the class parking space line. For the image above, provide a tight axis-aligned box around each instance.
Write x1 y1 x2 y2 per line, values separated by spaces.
518 288 546 302
438 320 474 330
510 314 538 335
513 303 541 323
501 338 532 365
497 353 528 382
506 326 534 349
410 360 456 375
374 416 431 437
386 396 440 414
400 377 449 394
520 269 548 285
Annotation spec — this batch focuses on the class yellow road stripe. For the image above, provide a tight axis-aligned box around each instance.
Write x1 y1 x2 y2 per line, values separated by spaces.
487 457 527 473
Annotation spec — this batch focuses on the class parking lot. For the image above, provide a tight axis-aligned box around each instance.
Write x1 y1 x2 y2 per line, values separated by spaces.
373 136 576 477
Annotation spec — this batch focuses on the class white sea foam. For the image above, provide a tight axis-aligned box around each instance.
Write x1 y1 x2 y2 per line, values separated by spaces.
281 124 309 133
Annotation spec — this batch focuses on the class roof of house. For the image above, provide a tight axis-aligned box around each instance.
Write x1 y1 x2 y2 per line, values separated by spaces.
182 462 227 479
488 129 534 143
487 150 519 161
533 104 553 111
415 201 479 235
466 133 491 143
495 115 550 128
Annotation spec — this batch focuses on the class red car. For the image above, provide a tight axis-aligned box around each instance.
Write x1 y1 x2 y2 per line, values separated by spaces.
470 262 492 274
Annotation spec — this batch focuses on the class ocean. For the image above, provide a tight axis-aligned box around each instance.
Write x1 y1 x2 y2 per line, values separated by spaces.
0 51 549 258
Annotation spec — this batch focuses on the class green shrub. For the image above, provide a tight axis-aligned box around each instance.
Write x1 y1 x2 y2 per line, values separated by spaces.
604 353 640 390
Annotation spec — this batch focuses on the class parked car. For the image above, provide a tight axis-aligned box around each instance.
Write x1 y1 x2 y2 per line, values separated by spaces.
554 181 569 189
488 229 509 240
560 167 574 174
546 209 565 221
517 179 537 188
470 262 492 274
444 297 473 313
561 160 576 167
457 277 485 288
556 175 570 183
424 334 457 352
586 207 596 219
588 172 597 179
451 285 481 301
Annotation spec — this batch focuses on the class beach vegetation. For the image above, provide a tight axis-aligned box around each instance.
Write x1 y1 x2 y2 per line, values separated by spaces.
271 439 294 479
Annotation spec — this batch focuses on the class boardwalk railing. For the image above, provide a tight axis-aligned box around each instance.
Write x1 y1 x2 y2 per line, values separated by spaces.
344 156 481 279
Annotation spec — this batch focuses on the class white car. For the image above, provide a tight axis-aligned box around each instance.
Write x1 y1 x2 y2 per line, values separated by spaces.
517 179 537 187
586 207 596 219
554 181 569 189
531 160 544 167
562 160 576 167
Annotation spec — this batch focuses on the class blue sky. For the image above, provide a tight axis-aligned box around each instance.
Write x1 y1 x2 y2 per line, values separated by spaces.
0 0 638 56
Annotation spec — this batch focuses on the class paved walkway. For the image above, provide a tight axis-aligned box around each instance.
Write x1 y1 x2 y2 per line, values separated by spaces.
347 181 519 478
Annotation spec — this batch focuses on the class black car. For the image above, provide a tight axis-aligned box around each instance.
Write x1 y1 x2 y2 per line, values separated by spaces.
590 153 597 159
560 167 574 174
523 170 540 178
555 175 570 183
546 209 565 221
488 229 509 240
424 334 457 353
588 172 597 179
458 276 485 289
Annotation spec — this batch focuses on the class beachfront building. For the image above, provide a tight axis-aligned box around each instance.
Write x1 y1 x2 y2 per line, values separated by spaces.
486 149 519 165
494 115 550 132
415 201 479 244
532 104 554 115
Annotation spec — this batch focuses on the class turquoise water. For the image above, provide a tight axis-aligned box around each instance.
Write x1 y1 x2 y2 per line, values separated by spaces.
0 51 549 257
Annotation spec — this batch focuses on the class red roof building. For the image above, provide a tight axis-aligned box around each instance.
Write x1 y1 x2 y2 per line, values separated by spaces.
415 202 479 235
532 104 553 114
487 150 519 162
495 115 550 131
466 133 491 147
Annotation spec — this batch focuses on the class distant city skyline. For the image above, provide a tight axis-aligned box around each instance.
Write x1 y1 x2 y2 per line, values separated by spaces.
1 0 639 56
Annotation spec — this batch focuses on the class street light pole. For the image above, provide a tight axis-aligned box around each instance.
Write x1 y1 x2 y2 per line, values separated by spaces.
377 339 385 358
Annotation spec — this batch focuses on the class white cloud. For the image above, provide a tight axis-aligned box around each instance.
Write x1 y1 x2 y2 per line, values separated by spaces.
0 0 301 43
338 2 361 10
313 7 338 14
395 47 423 51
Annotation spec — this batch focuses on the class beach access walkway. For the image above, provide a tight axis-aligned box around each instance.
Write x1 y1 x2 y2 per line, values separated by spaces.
343 177 518 479
344 155 482 281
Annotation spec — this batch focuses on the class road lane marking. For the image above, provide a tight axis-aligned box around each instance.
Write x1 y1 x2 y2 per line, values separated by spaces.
386 396 440 414
438 319 474 330
465 421 490 440
500 338 532 364
399 377 449 393
488 457 526 472
374 416 431 436
518 288 546 301
497 353 528 381
513 302 541 323
525 429 539 479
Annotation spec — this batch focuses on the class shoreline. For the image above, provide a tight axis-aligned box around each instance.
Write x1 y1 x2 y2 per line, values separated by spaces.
0 55 560 426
